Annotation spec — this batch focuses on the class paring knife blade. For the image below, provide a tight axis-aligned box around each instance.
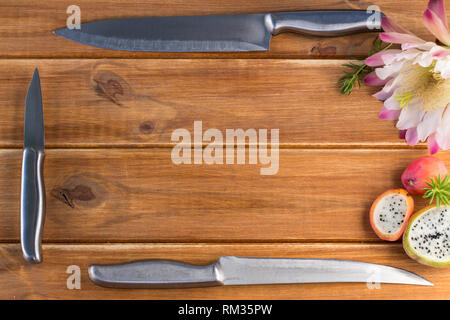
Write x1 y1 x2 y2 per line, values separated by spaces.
21 68 46 263
88 256 433 288
53 10 383 52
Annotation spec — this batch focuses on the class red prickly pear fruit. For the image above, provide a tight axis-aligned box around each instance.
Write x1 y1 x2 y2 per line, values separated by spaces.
401 156 448 195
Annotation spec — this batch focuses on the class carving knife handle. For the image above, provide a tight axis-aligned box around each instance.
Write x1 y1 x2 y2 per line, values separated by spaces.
269 10 384 37
20 148 46 263
89 260 224 288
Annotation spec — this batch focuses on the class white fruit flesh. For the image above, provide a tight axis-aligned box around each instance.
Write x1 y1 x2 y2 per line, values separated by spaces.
406 207 450 263
373 193 409 235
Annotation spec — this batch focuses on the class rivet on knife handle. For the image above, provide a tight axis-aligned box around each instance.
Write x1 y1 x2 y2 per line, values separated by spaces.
21 68 46 264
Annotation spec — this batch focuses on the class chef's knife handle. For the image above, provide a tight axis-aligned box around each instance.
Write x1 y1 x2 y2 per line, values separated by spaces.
20 148 45 263
89 260 224 288
269 10 384 37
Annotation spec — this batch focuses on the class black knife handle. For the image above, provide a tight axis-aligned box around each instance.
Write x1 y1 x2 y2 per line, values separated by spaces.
89 260 224 288
269 10 384 36
20 147 45 263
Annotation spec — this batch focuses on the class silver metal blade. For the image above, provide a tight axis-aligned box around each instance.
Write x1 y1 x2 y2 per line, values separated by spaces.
53 14 271 52
24 68 45 149
218 256 433 286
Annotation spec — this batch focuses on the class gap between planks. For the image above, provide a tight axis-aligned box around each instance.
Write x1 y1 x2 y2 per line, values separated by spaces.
0 239 393 244
0 145 428 150
0 56 368 60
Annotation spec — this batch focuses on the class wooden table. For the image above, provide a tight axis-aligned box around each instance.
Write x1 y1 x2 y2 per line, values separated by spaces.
1 0 450 300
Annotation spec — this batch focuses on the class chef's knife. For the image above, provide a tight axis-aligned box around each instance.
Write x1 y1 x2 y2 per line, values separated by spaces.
54 10 383 52
88 256 432 288
21 68 46 264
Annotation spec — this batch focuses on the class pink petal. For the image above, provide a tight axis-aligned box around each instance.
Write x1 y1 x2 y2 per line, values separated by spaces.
364 71 389 86
428 132 441 154
379 106 400 120
431 45 450 57
365 49 402 67
373 77 398 101
380 32 426 45
423 9 450 46
406 127 419 145
373 89 394 101
381 16 413 34
399 130 407 139
428 0 448 28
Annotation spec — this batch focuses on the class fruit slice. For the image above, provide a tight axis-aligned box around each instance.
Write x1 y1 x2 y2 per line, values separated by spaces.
403 205 450 267
370 189 414 241
401 156 447 195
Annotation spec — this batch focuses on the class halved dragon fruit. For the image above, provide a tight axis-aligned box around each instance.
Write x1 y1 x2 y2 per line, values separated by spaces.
370 189 414 241
403 205 450 267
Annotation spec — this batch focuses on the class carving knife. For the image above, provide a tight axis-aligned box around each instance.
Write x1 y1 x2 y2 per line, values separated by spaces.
21 68 46 263
88 256 433 288
53 10 383 52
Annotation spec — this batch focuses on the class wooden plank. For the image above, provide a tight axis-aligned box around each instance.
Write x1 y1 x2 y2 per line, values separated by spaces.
0 243 447 299
0 59 411 147
0 148 441 242
0 0 440 58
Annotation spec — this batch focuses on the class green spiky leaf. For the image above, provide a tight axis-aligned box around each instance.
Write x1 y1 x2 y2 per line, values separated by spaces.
423 174 450 208
337 36 392 95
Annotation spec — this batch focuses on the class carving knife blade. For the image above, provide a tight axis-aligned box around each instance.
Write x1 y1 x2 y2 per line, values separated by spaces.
88 256 433 288
21 68 46 263
54 10 383 52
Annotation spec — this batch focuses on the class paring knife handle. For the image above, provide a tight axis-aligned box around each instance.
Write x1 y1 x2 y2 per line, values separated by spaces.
269 10 384 37
20 148 45 263
89 260 224 288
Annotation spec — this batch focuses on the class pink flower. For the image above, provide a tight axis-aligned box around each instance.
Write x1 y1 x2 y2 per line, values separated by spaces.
365 0 450 154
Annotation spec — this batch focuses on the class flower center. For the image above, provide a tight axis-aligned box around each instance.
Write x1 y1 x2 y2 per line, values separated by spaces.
394 63 450 112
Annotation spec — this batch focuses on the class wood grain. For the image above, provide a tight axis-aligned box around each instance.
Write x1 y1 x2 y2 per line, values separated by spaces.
2 0 449 300
0 59 410 147
0 0 441 58
0 148 443 242
0 243 448 300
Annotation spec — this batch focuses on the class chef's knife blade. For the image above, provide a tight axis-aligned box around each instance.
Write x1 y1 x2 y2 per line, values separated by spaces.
21 68 46 263
54 10 383 52
88 256 432 288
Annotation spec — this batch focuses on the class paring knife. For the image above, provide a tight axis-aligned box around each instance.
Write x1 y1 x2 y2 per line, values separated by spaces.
53 10 383 52
21 68 46 264
88 256 432 288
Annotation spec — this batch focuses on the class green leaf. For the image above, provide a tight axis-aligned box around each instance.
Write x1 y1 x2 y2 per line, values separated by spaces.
423 174 450 208
337 35 392 95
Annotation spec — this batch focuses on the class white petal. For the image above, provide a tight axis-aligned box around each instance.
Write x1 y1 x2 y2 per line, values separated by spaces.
375 61 404 80
434 56 450 78
384 94 400 110
416 109 444 141
383 76 401 92
435 107 450 149
396 102 425 130
394 49 421 61
414 51 435 67
436 126 450 149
